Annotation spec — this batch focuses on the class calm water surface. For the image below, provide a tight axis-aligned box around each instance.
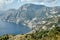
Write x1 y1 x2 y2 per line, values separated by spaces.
0 19 31 36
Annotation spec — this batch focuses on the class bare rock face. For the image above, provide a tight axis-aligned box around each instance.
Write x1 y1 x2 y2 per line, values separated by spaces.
1 3 60 29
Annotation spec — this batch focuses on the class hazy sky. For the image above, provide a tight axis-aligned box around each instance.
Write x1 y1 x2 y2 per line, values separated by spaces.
0 0 60 10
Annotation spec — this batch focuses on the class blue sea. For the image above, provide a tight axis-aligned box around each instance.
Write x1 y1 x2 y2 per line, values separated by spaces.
0 18 31 36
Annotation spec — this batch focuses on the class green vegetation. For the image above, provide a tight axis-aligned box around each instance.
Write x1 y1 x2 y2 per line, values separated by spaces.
0 34 9 40
0 16 60 40
0 34 14 40
1 23 60 40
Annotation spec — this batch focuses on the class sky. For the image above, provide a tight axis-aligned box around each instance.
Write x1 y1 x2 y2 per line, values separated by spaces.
0 0 60 11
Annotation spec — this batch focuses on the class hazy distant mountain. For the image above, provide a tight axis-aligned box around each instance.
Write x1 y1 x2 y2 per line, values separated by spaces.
1 3 60 28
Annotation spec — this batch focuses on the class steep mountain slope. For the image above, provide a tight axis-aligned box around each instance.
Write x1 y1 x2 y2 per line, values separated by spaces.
0 16 60 40
1 3 60 28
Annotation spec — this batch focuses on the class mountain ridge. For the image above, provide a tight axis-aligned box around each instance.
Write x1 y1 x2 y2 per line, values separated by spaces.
1 3 60 29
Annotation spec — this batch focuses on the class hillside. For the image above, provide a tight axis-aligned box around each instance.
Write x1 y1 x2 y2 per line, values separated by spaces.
1 3 60 29
0 15 60 40
0 3 60 40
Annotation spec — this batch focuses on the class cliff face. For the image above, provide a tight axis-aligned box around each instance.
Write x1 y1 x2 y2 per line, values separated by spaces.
0 3 60 40
0 14 60 40
1 3 60 29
